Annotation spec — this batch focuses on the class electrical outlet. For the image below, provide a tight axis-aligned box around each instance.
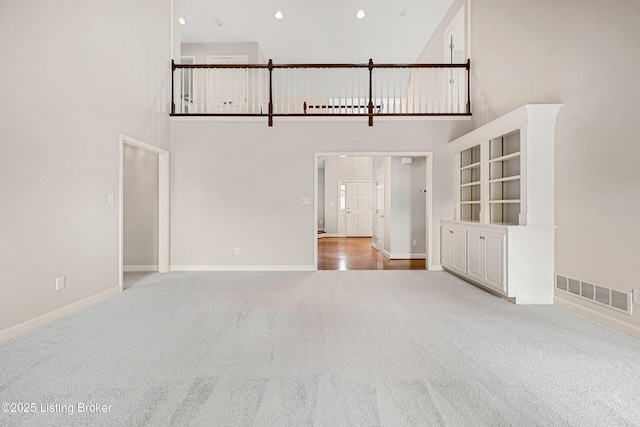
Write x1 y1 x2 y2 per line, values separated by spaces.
234 248 240 255
633 289 640 305
55 276 65 291
412 240 417 246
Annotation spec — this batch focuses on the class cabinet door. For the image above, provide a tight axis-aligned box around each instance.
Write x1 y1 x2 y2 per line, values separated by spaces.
484 232 506 292
452 228 467 274
441 227 454 268
466 231 484 281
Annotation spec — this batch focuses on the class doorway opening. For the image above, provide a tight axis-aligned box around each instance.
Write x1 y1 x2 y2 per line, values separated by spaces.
315 153 433 271
118 134 170 291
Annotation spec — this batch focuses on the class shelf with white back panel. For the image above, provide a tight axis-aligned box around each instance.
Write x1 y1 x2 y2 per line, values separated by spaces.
459 145 481 222
443 104 562 304
488 131 521 225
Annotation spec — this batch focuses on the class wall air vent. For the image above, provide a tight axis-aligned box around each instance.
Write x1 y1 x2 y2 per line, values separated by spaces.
555 274 632 315
556 275 568 291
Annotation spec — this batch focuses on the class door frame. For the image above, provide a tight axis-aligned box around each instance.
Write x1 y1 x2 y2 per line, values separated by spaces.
314 152 434 270
373 167 385 251
119 134 170 291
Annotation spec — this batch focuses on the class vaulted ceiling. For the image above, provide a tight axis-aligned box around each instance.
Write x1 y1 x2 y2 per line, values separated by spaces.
180 0 455 63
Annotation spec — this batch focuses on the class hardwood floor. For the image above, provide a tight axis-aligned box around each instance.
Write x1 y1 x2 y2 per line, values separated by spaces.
318 237 426 270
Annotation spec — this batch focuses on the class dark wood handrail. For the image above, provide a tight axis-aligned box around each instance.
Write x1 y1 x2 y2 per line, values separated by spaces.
171 58 472 126
172 62 470 69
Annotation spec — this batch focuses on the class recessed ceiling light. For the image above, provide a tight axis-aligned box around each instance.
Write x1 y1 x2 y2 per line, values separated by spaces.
178 17 186 25
274 10 283 20
356 9 365 19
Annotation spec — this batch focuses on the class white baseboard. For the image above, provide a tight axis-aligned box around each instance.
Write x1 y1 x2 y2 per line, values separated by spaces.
0 286 121 343
554 294 640 340
429 264 444 271
123 265 158 272
381 250 426 260
389 253 427 260
171 265 316 272
318 233 339 238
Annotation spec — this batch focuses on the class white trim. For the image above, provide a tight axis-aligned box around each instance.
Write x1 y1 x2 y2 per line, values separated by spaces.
429 264 444 271
382 249 391 259
119 134 171 293
449 104 563 152
171 265 316 272
318 233 338 239
314 151 434 271
555 294 640 340
386 253 427 260
123 265 159 272
0 287 120 343
206 55 249 63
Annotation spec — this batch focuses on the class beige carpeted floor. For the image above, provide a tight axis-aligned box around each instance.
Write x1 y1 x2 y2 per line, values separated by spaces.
1 271 639 426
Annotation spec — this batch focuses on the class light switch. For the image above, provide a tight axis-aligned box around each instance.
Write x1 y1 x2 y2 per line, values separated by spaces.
301 198 311 205
108 193 115 205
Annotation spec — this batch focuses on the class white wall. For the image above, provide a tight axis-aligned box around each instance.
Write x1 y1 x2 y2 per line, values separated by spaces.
0 0 171 335
323 156 373 235
389 157 427 257
170 119 462 269
419 0 640 335
123 145 159 269
372 157 427 258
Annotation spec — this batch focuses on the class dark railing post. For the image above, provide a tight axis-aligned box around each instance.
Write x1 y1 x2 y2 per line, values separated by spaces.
466 59 471 114
268 59 274 127
171 59 176 115
368 58 374 127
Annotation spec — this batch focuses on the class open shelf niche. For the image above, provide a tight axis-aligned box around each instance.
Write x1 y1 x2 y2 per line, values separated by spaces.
488 131 521 225
459 145 481 222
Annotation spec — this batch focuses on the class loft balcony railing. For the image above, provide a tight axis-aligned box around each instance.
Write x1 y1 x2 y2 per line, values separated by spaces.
171 59 471 126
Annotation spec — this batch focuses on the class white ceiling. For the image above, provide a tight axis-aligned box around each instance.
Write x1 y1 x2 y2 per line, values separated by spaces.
180 0 455 63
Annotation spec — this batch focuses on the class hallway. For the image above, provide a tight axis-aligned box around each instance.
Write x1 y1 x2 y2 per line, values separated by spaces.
318 237 426 270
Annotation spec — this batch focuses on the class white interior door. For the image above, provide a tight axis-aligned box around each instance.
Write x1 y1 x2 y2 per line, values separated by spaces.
206 55 248 113
443 7 466 113
346 182 372 237
375 168 385 247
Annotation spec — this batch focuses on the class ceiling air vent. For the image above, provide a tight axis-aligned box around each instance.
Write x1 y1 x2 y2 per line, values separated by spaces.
556 274 632 315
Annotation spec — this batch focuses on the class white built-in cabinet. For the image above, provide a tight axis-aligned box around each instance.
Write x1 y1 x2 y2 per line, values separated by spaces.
442 104 562 304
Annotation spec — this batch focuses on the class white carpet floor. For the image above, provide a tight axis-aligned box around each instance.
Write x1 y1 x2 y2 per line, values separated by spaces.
1 271 640 426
